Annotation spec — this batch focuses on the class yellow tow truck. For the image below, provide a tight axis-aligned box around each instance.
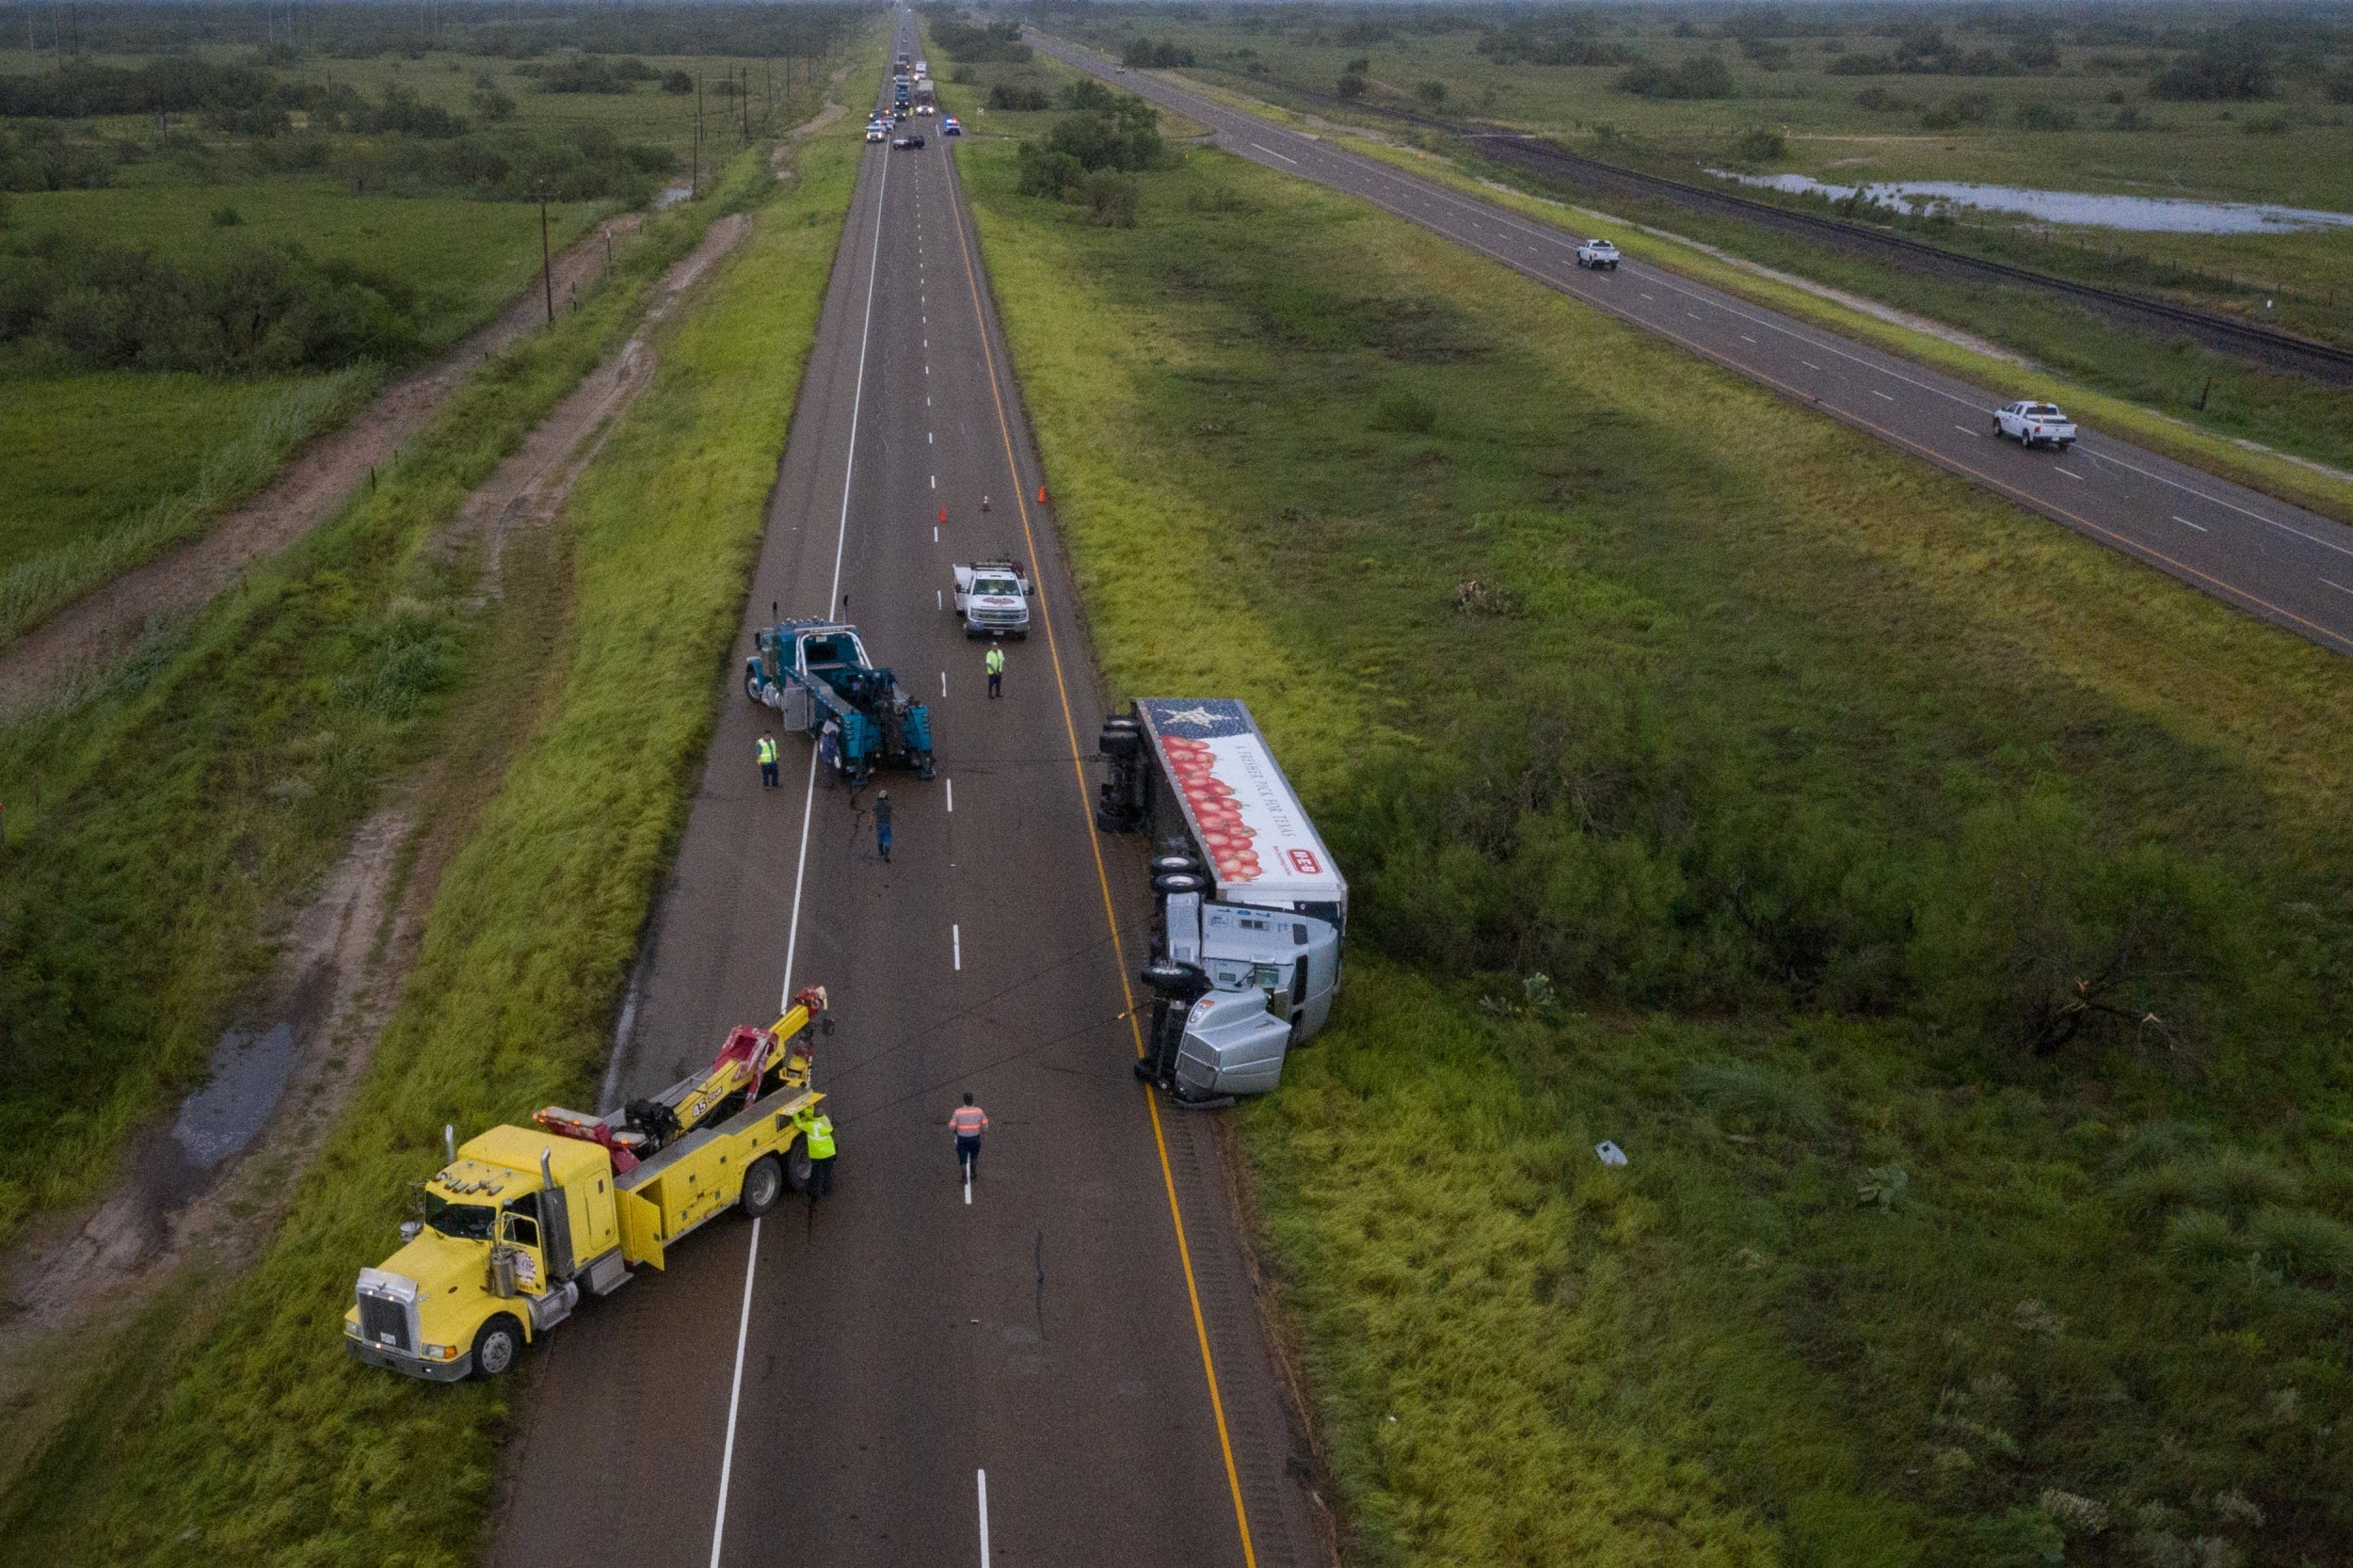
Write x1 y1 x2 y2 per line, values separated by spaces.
345 987 834 1381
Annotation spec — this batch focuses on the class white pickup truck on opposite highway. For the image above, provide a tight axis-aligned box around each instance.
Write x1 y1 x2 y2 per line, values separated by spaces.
1994 401 2079 450
952 559 1032 637
1576 238 1621 270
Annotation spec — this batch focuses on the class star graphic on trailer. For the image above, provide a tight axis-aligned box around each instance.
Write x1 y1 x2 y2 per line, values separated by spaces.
1161 706 1223 728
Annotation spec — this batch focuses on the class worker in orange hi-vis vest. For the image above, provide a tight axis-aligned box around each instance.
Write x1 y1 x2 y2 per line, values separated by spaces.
949 1093 988 1179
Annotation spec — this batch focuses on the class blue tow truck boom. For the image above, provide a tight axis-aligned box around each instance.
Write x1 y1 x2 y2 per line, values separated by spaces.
745 618 936 783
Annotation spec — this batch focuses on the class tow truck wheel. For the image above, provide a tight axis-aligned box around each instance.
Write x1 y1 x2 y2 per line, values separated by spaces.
472 1314 523 1380
783 1144 815 1193
741 1155 785 1217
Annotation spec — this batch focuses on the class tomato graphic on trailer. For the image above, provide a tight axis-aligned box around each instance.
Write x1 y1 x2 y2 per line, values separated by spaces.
1136 698 1346 910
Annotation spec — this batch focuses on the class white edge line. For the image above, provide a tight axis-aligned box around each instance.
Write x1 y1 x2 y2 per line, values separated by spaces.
706 1216 762 1568
2173 515 2209 533
717 96 895 1568
1249 140 1298 165
978 1468 991 1567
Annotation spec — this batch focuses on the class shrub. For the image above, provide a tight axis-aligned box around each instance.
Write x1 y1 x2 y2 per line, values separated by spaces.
2163 1208 2239 1272
1830 54 1897 75
1121 37 1194 70
1416 80 1448 106
1617 53 1736 100
1015 144 1081 198
534 54 648 95
0 233 419 374
1740 39 1792 70
2150 40 2274 101
1854 87 1917 111
1920 91 1996 128
1074 168 1138 228
2247 1206 2353 1286
1727 126 1785 161
2017 101 2079 130
1336 70 1368 101
2013 37 2062 72
662 69 693 95
990 84 1050 112
1372 388 1436 433
931 15 1031 64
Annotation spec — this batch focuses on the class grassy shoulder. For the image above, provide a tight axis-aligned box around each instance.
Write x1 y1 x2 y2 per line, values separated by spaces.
0 122 860 1562
963 129 2353 1567
0 88 808 1249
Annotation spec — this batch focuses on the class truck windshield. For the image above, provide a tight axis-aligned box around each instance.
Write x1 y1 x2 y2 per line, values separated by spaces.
424 1194 496 1240
975 580 1017 596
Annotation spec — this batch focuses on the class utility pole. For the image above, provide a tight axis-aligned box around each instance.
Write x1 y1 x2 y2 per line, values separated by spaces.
538 190 553 325
693 76 703 197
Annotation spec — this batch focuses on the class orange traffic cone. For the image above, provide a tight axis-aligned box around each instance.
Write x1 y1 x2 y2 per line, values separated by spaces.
938 505 946 523
1037 485 1048 505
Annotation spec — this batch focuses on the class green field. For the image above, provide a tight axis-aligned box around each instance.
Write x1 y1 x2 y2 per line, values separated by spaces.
0 120 862 1560
2 182 605 346
957 103 2353 1568
0 3 854 642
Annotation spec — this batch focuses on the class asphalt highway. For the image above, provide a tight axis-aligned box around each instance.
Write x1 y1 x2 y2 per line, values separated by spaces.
1038 37 2353 660
490 16 1323 1568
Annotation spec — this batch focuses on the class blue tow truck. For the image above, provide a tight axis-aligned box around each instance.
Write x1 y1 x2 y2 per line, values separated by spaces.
745 619 936 783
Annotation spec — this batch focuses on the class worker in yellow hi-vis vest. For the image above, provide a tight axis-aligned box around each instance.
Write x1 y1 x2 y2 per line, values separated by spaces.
757 731 779 790
984 645 1005 699
795 1107 837 1197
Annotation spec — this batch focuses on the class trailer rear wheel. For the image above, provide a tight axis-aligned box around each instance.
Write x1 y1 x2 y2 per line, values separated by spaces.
472 1314 523 1380
741 1155 785 1217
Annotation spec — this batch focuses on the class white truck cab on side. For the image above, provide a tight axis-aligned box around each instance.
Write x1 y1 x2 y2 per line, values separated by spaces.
1994 401 2078 450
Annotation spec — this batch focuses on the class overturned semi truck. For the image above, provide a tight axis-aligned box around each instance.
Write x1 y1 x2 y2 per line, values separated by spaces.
1096 698 1345 1102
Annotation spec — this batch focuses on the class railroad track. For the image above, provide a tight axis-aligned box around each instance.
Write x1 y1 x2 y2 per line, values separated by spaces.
1192 69 2353 385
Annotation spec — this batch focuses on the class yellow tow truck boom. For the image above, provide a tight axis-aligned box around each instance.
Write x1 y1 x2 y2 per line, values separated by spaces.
345 987 834 1382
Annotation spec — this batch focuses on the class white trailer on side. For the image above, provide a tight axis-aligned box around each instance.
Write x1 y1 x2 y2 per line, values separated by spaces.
1096 698 1345 1103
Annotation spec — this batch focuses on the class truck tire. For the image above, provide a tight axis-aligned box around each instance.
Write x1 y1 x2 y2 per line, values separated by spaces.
745 668 763 704
471 1314 524 1380
783 1143 816 1192
741 1155 785 1217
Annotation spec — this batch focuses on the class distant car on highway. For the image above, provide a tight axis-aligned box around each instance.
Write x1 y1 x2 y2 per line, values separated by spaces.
915 103 935 116
942 117 962 136
891 134 926 151
892 107 909 123
1994 401 2078 450
1576 238 1620 270
866 120 886 142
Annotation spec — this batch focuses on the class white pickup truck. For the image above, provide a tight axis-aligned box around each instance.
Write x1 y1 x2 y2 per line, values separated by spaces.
1994 401 2078 450
1576 238 1621 270
952 560 1032 639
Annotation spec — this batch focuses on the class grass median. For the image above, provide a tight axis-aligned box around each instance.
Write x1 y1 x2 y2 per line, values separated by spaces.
961 128 2353 1568
0 123 860 1561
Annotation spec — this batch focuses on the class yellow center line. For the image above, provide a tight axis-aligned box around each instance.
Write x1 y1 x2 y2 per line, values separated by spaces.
938 145 1261 1568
